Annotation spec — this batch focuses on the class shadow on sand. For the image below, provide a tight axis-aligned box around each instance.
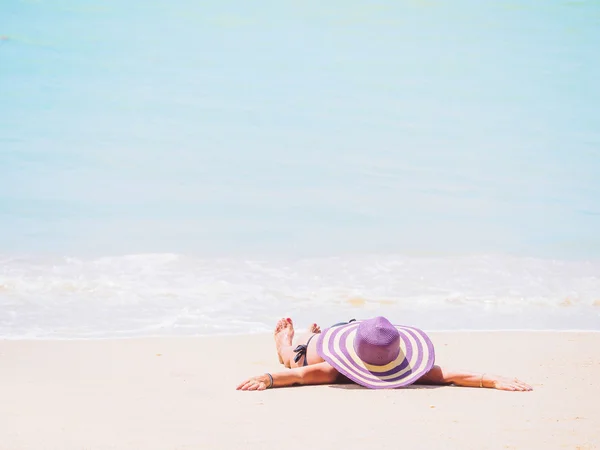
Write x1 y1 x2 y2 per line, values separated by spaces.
328 383 443 391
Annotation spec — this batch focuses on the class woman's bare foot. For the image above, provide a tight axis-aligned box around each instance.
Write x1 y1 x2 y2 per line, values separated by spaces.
274 318 295 365
309 323 321 334
491 376 533 391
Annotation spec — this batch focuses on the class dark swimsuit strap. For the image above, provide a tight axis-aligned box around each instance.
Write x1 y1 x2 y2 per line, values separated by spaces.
293 333 318 367
330 318 356 328
292 319 356 367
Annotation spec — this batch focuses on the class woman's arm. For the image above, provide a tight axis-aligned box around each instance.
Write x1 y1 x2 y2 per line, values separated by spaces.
418 365 532 391
236 362 340 391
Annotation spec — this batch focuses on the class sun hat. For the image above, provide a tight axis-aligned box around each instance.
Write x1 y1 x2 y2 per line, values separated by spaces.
316 316 435 389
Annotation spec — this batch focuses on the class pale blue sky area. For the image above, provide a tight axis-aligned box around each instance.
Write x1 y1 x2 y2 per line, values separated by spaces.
1 0 599 257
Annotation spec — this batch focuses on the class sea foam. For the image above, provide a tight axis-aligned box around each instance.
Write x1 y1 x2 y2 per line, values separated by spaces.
1 253 598 339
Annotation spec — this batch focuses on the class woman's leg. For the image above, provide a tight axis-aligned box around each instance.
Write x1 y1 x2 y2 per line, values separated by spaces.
274 318 295 368
274 318 321 368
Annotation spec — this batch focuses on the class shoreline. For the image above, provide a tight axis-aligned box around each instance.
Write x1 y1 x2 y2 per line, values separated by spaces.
2 328 600 342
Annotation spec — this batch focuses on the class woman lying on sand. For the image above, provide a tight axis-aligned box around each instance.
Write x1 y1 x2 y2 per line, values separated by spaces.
237 316 533 391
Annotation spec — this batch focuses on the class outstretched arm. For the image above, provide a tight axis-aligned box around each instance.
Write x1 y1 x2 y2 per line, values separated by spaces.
237 362 340 391
418 365 532 391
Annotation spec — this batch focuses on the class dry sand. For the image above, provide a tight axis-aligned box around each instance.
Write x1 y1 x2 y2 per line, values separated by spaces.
1 331 598 450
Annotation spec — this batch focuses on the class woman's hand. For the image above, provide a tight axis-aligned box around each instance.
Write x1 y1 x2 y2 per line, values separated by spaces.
236 374 271 391
490 376 532 391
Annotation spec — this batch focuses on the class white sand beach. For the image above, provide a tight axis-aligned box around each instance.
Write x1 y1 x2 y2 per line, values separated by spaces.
1 331 598 450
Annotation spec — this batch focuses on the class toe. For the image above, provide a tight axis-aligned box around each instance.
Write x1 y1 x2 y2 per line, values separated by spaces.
275 318 286 333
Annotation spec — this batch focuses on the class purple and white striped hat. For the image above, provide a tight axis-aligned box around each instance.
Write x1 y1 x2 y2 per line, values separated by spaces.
316 316 435 389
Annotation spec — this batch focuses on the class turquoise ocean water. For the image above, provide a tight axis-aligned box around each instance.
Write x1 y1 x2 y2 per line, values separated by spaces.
1 0 599 337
